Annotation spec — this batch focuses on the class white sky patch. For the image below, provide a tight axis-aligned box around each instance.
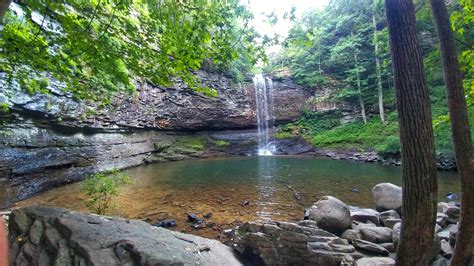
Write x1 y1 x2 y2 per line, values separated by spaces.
243 0 330 54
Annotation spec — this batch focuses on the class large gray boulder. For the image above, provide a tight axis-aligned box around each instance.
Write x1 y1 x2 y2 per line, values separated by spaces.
235 221 357 266
309 196 352 234
359 227 393 243
372 183 403 212
8 206 242 265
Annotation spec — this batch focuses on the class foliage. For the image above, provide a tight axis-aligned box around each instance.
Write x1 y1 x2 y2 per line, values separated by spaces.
375 136 400 157
277 110 341 138
81 169 131 215
0 0 264 105
312 115 399 150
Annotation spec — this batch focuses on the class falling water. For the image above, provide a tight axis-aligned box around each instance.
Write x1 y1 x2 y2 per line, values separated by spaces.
253 74 275 155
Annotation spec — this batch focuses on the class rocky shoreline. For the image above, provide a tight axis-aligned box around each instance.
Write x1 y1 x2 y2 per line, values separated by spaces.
5 182 461 265
311 148 457 171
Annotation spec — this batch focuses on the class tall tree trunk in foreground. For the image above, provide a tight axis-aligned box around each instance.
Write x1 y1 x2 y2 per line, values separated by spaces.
0 0 11 23
354 53 368 124
385 0 438 265
372 4 385 123
430 0 474 265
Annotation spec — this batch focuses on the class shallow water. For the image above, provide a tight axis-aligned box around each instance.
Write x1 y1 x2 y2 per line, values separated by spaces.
17 156 460 239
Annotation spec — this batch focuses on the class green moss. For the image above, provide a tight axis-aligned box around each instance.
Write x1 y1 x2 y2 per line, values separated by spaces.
274 131 294 139
213 140 230 147
175 135 206 150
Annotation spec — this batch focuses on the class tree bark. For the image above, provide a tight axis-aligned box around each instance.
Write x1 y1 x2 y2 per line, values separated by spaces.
0 0 11 23
372 3 385 123
354 53 367 124
385 0 438 265
430 1 474 265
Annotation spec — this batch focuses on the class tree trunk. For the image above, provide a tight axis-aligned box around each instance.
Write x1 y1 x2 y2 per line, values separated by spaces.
385 0 438 265
354 53 367 124
372 4 385 123
0 0 11 23
430 1 474 265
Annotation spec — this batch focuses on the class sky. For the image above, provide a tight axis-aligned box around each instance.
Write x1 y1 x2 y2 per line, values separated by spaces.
243 0 330 53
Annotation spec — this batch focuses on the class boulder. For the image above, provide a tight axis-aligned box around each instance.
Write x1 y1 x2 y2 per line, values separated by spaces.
356 257 395 266
359 227 393 243
352 239 390 255
350 208 380 226
445 206 460 224
431 257 450 266
341 229 359 243
308 196 352 234
438 224 458 241
440 239 452 258
436 213 448 227
379 210 400 226
372 183 402 212
383 218 401 229
8 206 242 265
235 220 356 266
392 222 401 247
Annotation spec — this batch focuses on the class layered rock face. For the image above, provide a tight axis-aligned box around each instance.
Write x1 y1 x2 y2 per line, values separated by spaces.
0 72 311 207
8 206 243 265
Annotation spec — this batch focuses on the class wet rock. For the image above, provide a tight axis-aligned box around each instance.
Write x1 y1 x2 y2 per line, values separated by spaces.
240 200 250 206
352 239 390 255
303 208 310 220
351 188 360 193
308 196 352 234
359 227 393 243
153 219 177 228
223 229 235 238
9 206 242 265
356 257 395 266
372 183 402 212
187 213 199 222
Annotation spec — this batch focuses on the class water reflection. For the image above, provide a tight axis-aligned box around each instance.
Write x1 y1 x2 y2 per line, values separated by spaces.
255 156 278 221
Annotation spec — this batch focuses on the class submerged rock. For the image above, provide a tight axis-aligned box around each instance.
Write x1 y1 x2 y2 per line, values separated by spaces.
308 196 352 234
153 219 177 228
8 206 242 265
372 183 402 212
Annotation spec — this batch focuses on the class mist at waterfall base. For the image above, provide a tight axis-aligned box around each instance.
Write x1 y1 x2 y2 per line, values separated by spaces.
253 74 276 156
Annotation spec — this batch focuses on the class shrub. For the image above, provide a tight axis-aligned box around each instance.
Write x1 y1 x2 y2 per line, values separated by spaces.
82 169 131 215
376 136 401 157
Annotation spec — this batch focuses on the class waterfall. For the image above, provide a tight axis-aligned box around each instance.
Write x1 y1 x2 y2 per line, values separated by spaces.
253 74 275 156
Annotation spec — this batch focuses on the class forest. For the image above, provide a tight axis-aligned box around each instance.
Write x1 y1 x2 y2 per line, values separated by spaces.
0 0 473 266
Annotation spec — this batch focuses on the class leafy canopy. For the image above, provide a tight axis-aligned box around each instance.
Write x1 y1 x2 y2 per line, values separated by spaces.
1 0 264 104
